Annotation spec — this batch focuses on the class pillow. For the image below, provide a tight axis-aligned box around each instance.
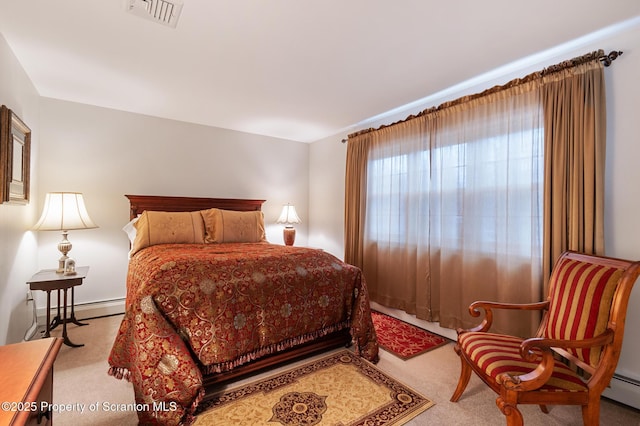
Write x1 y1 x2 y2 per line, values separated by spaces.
131 210 205 256
201 208 266 243
122 216 139 246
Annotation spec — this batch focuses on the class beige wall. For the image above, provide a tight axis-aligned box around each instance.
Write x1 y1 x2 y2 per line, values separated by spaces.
308 138 347 259
35 98 310 307
0 34 41 345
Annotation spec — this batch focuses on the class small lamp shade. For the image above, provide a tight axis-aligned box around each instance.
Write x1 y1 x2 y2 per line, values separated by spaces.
276 204 301 246
33 192 98 273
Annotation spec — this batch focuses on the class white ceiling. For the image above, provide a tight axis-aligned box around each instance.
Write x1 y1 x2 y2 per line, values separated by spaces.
1 1 639 143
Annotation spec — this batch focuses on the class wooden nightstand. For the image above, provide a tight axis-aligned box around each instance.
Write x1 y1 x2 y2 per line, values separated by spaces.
0 337 62 425
26 266 89 347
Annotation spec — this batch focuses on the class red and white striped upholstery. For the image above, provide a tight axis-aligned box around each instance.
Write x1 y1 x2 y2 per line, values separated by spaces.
458 332 587 392
542 257 623 368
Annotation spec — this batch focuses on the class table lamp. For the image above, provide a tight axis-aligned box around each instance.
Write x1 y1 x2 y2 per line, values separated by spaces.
276 204 301 246
33 192 98 273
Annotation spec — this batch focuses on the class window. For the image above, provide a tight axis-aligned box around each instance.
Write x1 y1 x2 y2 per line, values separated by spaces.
366 127 543 257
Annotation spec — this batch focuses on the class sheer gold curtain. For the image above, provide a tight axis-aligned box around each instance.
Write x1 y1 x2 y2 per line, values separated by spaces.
346 82 544 336
542 59 606 291
432 83 544 335
345 52 608 336
359 118 433 320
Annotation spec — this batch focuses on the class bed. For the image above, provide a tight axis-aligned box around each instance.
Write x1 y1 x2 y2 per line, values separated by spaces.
108 195 379 425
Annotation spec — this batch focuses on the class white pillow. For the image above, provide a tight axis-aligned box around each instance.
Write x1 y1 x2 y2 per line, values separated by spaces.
122 216 139 245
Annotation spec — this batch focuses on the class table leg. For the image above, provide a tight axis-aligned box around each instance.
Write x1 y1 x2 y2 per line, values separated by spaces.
44 290 52 338
68 287 88 327
50 289 62 330
61 288 83 348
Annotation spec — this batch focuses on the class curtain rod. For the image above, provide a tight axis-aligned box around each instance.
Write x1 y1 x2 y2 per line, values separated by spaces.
341 49 622 143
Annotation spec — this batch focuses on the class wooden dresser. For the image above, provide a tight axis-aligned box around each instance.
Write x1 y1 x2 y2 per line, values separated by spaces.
0 338 63 425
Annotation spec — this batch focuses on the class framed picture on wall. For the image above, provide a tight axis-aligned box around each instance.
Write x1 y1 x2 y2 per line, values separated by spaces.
0 105 31 204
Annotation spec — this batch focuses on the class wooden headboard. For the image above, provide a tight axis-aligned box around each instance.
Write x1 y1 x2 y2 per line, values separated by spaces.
125 194 266 220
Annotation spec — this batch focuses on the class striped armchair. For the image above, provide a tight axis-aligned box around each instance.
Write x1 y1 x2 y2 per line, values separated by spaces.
450 251 640 425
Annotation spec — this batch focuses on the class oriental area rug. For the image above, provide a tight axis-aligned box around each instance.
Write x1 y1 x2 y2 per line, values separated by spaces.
371 311 450 360
193 350 434 426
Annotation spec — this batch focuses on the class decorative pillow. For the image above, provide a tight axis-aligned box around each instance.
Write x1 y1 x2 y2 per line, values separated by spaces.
201 208 266 243
131 210 205 256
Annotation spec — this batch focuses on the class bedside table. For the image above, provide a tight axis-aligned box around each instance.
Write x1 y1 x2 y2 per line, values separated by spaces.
0 337 62 425
26 266 89 347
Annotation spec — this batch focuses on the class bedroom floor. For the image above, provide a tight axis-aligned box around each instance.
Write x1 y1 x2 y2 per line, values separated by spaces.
50 314 640 425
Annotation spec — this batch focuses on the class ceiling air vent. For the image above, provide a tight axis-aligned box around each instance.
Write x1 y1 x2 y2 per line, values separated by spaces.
127 0 183 28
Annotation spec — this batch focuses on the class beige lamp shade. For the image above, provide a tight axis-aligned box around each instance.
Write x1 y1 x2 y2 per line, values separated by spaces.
276 204 302 225
33 192 98 231
33 192 98 273
276 204 301 246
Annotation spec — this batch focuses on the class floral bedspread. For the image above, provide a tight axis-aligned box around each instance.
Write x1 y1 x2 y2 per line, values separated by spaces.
108 243 378 425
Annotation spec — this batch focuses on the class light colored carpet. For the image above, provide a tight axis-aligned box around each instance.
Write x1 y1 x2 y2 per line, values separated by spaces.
51 315 138 425
49 314 640 425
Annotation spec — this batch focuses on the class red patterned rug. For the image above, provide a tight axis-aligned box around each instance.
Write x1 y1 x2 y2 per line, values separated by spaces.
371 311 450 359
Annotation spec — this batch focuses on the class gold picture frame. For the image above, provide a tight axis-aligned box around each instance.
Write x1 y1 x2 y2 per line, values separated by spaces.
0 105 31 204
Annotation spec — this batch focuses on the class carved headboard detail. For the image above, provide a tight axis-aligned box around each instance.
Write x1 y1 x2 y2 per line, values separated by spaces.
125 194 265 220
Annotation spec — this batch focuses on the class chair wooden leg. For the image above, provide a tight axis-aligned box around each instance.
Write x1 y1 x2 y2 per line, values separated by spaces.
450 352 472 402
582 397 601 426
497 396 523 426
539 404 549 414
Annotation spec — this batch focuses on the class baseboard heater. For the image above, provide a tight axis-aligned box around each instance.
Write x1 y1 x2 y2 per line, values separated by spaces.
604 373 640 409
36 297 126 323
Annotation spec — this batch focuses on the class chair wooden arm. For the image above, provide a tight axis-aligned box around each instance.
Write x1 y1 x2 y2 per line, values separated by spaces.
521 329 614 354
460 300 549 333
497 345 556 392
498 329 615 392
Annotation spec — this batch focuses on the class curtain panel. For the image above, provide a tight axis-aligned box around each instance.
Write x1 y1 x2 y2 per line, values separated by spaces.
542 60 606 292
344 135 370 269
345 53 606 337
